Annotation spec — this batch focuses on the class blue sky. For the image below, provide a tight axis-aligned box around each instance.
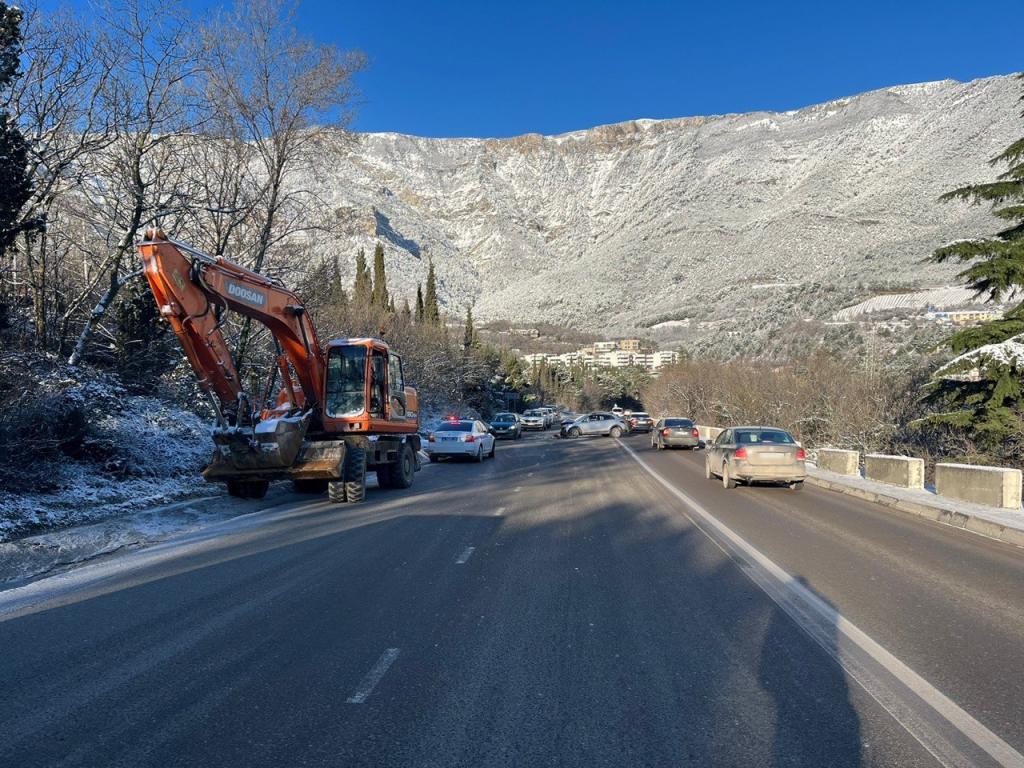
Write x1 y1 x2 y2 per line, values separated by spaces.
47 0 1024 137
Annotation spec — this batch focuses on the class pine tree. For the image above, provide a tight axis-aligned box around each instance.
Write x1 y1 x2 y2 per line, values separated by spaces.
371 242 389 308
353 247 373 304
415 283 425 323
921 77 1024 450
424 260 440 325
0 3 35 257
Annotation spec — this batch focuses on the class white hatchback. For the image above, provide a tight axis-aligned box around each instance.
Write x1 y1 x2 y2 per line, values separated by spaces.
425 419 496 463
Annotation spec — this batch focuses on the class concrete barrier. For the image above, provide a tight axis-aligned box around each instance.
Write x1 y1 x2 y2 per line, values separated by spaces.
816 448 860 476
935 463 1023 510
864 454 925 490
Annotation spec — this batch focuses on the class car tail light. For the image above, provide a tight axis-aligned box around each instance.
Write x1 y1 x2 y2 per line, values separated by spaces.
733 447 748 460
464 434 476 443
691 428 699 438
662 428 671 437
796 448 806 460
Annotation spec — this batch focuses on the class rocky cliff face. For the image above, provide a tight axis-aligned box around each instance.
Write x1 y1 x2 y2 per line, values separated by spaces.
315 75 1021 341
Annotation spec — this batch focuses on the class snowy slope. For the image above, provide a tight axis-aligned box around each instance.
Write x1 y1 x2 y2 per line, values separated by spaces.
305 74 1020 337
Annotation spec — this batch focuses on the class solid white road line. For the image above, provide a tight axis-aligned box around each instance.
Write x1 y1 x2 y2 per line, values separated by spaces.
494 507 506 517
513 487 522 493
346 648 401 704
617 440 1024 768
455 546 476 564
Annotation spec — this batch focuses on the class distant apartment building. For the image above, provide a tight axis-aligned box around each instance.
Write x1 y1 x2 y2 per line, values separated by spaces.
925 308 1003 326
521 340 679 373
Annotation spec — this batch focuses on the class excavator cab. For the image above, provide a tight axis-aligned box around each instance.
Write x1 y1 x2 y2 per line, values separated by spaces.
323 339 418 434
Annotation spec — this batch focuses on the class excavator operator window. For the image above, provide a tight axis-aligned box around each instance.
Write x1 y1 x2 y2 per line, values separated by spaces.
325 345 367 417
369 350 387 418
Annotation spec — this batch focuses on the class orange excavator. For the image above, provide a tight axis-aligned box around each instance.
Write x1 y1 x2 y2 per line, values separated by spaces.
137 229 421 503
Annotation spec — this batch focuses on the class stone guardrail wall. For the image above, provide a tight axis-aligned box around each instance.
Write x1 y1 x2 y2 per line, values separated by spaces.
864 454 925 490
935 463 1023 510
695 427 1023 511
815 448 859 476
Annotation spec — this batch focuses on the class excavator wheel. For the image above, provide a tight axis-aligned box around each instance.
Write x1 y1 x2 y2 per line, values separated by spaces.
339 446 367 504
327 480 346 504
388 443 416 490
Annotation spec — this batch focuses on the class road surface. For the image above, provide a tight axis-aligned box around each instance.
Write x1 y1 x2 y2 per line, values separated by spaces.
2 432 1023 767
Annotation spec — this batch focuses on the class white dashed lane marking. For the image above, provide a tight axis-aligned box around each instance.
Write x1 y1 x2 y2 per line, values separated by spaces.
346 648 400 704
455 547 476 564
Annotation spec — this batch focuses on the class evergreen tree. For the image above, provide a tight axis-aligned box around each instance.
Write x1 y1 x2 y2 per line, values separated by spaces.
463 305 476 350
387 295 396 314
328 256 347 307
922 78 1024 450
424 260 440 325
400 297 412 322
352 247 373 304
0 3 35 257
371 242 389 308
415 283 425 323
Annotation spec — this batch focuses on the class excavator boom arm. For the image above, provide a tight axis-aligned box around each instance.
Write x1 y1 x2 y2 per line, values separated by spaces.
138 229 325 420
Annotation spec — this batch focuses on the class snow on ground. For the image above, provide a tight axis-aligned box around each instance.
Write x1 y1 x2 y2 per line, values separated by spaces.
1 392 214 542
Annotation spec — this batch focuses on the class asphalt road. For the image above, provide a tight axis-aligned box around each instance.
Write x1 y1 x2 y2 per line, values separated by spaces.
2 432 1023 767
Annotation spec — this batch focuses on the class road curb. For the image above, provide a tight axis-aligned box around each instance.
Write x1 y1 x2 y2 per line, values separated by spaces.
805 475 1024 549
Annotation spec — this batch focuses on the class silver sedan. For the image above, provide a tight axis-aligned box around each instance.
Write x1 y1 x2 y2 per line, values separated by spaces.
651 418 700 450
704 426 806 490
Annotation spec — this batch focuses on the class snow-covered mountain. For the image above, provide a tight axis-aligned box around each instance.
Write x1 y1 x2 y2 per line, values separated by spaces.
315 75 1021 339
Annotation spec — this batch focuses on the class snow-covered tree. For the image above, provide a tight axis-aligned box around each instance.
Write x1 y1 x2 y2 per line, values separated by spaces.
923 75 1024 449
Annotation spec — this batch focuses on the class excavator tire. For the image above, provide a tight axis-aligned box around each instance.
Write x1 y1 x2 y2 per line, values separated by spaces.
375 464 394 489
227 480 246 498
327 480 346 504
388 443 416 489
343 447 367 504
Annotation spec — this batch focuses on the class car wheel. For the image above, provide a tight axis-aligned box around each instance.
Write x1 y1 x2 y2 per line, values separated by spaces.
722 463 736 489
609 426 622 438
475 446 483 463
789 481 804 491
569 427 581 438
428 454 440 463
488 440 496 458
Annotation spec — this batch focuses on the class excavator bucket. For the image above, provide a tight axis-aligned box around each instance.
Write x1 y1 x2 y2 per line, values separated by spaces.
203 413 312 481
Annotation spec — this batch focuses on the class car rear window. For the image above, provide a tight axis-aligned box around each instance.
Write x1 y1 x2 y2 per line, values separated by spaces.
664 419 693 427
736 429 794 444
438 421 474 432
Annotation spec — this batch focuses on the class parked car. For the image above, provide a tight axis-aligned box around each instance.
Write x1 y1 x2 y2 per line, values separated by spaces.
561 412 627 438
652 417 700 449
521 409 548 431
628 412 655 433
424 419 496 462
704 426 806 490
489 412 522 440
538 407 557 428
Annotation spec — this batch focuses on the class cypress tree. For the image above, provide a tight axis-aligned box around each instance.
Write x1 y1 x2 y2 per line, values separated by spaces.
424 260 440 326
415 283 425 323
371 242 389 308
328 256 347 307
353 247 372 304
400 297 412 322
921 78 1024 450
463 305 476 350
